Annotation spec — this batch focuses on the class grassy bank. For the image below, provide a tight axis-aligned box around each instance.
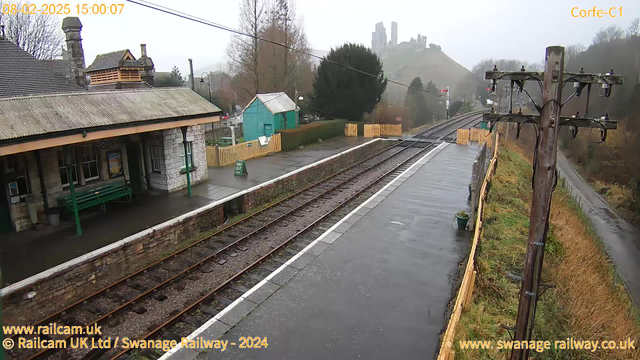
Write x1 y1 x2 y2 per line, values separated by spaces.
454 149 639 359
591 180 640 225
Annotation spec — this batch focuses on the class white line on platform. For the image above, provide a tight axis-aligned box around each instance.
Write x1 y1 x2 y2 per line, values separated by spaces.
158 141 449 360
1 139 381 298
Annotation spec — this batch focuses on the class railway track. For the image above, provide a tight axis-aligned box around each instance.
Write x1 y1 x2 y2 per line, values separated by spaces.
9 111 483 360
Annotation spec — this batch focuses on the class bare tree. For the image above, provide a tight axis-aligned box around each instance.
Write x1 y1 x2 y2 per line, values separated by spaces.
227 0 266 102
565 44 585 66
260 0 311 97
593 25 624 44
628 18 640 38
0 0 64 59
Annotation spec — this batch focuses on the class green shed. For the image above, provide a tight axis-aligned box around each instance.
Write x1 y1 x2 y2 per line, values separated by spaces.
242 92 298 141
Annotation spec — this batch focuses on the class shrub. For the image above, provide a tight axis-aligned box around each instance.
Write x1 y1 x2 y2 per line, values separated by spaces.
278 120 347 151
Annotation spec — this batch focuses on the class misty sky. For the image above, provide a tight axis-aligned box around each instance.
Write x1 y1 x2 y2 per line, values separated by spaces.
37 0 640 76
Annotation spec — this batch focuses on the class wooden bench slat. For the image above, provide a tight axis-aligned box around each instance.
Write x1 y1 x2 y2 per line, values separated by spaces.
57 181 131 214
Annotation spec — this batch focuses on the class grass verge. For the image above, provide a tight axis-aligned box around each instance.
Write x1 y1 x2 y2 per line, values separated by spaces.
454 148 639 360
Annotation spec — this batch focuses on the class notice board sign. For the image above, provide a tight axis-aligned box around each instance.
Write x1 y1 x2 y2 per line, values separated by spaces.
107 150 124 178
234 160 248 177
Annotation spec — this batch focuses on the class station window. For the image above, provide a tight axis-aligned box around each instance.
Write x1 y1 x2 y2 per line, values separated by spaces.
150 145 163 173
80 145 100 182
179 142 194 170
58 150 78 188
6 156 30 203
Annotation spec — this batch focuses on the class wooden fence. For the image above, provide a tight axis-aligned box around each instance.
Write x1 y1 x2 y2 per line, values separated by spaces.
206 133 281 167
379 124 402 136
456 129 470 145
437 133 500 360
364 124 381 138
345 123 358 137
470 128 493 148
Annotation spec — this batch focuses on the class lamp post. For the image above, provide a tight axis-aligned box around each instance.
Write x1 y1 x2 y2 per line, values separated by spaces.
295 88 304 127
200 72 212 103
295 89 304 127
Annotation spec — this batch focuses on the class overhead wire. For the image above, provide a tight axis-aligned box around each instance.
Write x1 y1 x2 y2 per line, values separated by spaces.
125 0 435 94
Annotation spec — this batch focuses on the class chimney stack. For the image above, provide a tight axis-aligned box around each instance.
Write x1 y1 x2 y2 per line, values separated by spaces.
62 17 86 88
139 43 155 86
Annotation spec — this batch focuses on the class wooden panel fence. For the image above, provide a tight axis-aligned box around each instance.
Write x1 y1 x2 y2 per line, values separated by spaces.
345 123 358 137
364 124 381 138
456 129 470 145
437 133 500 360
469 128 494 148
206 133 281 167
379 124 402 136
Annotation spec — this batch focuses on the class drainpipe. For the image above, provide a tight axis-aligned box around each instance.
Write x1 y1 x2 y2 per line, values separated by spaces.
64 146 81 235
180 126 192 197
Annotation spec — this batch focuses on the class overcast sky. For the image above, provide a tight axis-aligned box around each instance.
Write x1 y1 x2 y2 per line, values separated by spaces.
36 0 640 75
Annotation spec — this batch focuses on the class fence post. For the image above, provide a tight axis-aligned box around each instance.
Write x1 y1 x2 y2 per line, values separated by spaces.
463 270 477 311
214 144 220 167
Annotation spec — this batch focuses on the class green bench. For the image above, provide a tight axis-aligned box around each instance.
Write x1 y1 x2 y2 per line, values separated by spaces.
57 180 132 216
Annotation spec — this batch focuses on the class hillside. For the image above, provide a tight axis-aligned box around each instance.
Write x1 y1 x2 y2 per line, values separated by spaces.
380 46 472 102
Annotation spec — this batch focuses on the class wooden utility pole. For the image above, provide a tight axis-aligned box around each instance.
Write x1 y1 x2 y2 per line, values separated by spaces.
483 45 623 360
511 46 564 360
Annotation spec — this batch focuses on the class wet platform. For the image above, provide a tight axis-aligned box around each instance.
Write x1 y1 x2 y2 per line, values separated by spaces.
0 137 373 285
164 142 479 360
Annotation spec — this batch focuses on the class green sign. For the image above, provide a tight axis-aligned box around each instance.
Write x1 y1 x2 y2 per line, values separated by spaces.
234 160 248 177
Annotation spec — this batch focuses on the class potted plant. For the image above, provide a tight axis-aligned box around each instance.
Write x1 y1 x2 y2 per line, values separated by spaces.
456 210 470 230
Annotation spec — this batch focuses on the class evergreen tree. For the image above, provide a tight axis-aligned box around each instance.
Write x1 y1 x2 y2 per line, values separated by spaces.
312 43 387 121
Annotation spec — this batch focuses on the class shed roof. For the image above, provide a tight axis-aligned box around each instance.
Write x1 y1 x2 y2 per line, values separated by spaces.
86 50 143 72
0 88 221 142
244 92 297 115
0 39 84 98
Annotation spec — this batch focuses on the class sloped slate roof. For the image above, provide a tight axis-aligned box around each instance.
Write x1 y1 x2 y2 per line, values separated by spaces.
0 39 84 98
42 59 72 78
0 88 221 142
86 50 143 72
244 92 297 115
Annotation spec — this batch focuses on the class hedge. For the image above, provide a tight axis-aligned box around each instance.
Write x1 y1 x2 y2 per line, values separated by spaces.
278 120 347 151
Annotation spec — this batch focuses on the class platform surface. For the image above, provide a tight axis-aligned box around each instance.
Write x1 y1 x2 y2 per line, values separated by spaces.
169 143 479 360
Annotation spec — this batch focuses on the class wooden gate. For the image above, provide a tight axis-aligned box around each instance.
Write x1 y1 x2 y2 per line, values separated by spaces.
456 129 470 145
206 133 282 167
364 124 381 138
344 123 358 137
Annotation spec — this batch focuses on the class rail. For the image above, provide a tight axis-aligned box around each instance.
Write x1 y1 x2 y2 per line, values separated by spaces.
437 131 500 360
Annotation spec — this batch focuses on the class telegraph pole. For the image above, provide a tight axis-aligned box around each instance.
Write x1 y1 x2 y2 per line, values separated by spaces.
511 47 563 360
483 46 623 360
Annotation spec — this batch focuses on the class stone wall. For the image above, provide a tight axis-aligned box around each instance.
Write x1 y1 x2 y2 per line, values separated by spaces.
162 125 208 191
2 203 224 326
143 125 208 192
